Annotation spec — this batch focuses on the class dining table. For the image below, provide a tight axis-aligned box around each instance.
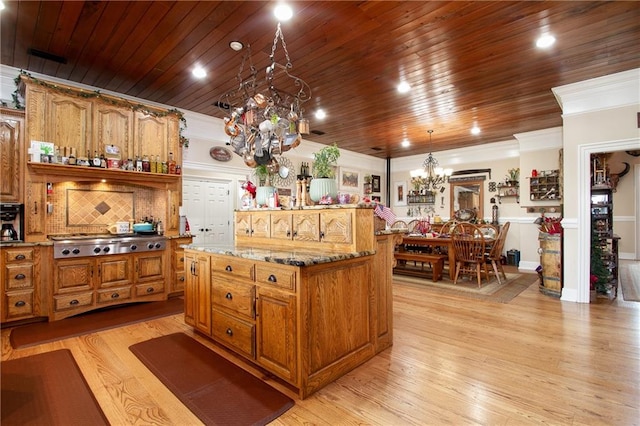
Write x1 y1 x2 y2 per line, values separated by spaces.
398 233 495 280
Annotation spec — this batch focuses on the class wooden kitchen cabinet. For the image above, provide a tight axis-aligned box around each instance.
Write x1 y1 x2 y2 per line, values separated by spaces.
184 251 211 334
255 283 297 382
94 103 134 158
24 181 46 239
0 108 24 203
170 236 192 295
234 211 271 239
185 248 380 398
52 252 167 320
47 93 94 155
1 246 42 322
236 207 373 253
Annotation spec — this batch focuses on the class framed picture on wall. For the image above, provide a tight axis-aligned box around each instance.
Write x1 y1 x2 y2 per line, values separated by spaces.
339 168 360 190
372 175 381 193
372 195 381 202
394 181 406 206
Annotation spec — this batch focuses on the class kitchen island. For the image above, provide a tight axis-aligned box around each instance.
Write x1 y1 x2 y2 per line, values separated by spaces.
183 208 398 398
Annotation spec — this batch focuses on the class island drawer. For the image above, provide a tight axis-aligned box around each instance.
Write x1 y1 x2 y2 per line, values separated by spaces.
212 280 255 320
135 281 165 297
212 310 255 359
211 256 254 280
255 263 297 291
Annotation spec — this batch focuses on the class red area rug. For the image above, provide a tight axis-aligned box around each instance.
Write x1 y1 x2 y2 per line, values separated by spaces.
1 349 109 425
10 298 184 348
130 332 294 426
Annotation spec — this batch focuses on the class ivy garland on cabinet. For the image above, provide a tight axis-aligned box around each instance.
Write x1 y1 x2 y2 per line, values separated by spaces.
12 70 190 147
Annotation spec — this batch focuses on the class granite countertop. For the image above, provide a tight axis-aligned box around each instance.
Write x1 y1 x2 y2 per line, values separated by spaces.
0 241 53 247
182 243 375 266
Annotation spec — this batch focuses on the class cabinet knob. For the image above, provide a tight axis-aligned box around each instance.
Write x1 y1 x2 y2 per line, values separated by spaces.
14 273 26 280
15 254 26 260
179 276 185 282
287 231 291 237
111 293 120 299
225 265 233 272
268 274 277 283
320 231 325 239
225 292 233 300
14 300 26 307
226 328 233 336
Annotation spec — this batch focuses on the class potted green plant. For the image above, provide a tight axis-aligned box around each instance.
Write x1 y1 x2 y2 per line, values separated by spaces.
254 164 276 206
310 143 340 202
506 168 519 186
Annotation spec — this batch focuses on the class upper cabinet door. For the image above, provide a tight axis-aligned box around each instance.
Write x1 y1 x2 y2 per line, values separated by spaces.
0 109 24 203
94 105 134 160
46 93 93 156
134 112 169 161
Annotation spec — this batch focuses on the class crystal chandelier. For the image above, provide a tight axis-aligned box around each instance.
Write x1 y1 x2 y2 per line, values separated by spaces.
219 22 311 169
410 130 453 191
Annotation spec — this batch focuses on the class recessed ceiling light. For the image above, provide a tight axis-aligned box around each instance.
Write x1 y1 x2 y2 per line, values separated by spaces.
0 2 5 11
192 66 207 79
274 4 293 21
536 34 556 49
315 109 326 120
401 139 410 147
229 41 244 51
471 126 481 135
397 81 411 94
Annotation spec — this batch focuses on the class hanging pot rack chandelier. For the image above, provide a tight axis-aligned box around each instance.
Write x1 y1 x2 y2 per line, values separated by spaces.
410 130 453 192
220 22 311 170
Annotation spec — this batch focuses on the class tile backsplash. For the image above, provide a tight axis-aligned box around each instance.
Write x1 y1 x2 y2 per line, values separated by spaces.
47 182 163 235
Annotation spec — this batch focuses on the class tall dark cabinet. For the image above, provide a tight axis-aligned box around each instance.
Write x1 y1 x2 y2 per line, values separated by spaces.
590 186 619 298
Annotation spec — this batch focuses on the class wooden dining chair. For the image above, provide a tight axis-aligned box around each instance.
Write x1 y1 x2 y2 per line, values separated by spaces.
485 221 510 284
407 220 420 234
451 223 488 288
391 220 408 231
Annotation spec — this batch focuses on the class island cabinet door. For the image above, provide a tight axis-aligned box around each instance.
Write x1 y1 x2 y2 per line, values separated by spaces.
320 210 352 244
234 212 252 238
270 214 293 240
184 252 211 335
255 286 297 384
292 212 320 242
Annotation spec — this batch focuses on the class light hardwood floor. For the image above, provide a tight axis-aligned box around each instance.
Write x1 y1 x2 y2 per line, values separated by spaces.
2 275 639 425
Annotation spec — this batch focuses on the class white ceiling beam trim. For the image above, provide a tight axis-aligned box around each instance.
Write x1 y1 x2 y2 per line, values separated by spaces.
552 68 640 116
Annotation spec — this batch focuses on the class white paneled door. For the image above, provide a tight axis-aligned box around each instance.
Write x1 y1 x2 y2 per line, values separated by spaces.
182 178 233 245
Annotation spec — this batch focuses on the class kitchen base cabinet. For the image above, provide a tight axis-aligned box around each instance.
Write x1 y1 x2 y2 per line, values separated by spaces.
184 251 211 335
1 246 43 323
169 236 192 295
184 249 388 399
51 252 167 320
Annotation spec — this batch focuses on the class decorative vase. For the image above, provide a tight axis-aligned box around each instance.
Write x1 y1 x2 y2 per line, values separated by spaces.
256 186 275 206
309 178 337 202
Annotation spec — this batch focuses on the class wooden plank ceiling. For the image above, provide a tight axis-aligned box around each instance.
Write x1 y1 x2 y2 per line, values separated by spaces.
1 1 639 159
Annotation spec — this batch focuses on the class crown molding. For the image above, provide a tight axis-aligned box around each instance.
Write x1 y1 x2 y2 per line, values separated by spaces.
515 127 563 152
552 68 640 115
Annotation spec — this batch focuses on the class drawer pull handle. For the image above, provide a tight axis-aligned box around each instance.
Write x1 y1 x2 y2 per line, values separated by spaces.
179 276 185 282
226 328 233 336
225 292 233 300
179 256 184 262
14 300 26 307
146 287 154 293
14 273 26 280
111 293 120 299
268 274 277 283
286 231 291 237
320 231 325 239
225 265 233 272
69 299 79 305
15 254 26 260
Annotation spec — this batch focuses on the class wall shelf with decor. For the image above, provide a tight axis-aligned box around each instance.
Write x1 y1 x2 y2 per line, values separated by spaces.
496 183 519 204
529 170 561 201
407 191 436 205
